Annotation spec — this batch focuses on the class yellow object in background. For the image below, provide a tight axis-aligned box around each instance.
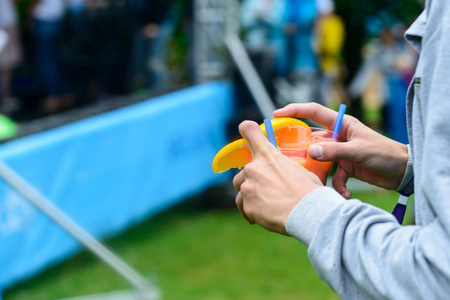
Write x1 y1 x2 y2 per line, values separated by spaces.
316 13 345 76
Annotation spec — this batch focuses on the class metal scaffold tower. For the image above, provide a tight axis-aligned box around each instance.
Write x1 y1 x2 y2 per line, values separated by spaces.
192 0 238 83
193 0 276 119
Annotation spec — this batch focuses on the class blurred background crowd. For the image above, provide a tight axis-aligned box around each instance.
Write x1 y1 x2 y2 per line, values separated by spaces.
0 0 422 143
0 0 180 119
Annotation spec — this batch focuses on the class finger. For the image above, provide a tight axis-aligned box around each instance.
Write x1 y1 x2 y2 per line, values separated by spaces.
308 141 359 163
235 192 252 224
332 164 352 199
239 121 274 159
233 170 245 192
274 103 341 130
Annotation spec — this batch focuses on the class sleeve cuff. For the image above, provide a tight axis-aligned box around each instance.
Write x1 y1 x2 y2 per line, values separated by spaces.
396 144 414 196
286 187 346 246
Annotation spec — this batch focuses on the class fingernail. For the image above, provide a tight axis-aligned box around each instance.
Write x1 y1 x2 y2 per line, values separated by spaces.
341 191 350 199
309 145 323 158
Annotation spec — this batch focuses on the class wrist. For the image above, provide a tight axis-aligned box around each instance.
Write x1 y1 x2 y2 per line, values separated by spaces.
285 187 346 246
281 180 322 236
393 143 409 188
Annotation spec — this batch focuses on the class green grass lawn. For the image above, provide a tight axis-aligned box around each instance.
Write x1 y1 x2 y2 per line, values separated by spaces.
3 187 410 300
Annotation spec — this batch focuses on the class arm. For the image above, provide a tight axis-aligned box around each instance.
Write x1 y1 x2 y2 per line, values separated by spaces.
236 99 449 298
281 4 450 297
287 191 449 299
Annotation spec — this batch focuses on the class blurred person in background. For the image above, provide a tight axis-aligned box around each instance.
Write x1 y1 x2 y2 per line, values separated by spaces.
284 0 318 103
67 0 85 29
240 0 287 101
29 0 69 114
233 0 450 298
384 23 417 144
129 0 174 91
72 0 132 101
348 24 417 138
64 0 87 105
314 0 346 109
0 0 22 114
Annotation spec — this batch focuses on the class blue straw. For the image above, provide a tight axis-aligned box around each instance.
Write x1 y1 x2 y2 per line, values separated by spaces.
264 118 278 148
332 104 347 141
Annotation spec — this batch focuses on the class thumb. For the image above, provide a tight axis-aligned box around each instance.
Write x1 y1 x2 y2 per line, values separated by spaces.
308 141 356 162
239 120 274 159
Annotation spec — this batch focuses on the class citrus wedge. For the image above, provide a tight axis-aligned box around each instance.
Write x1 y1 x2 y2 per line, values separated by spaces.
212 117 309 173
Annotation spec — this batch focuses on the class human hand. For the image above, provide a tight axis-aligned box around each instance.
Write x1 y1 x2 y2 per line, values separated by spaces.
233 121 323 235
274 103 409 199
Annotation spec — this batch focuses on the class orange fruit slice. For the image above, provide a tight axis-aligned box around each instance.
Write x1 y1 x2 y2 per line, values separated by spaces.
212 118 309 173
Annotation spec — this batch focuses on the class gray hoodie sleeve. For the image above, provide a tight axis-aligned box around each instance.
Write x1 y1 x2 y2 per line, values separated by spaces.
286 187 450 299
395 144 414 196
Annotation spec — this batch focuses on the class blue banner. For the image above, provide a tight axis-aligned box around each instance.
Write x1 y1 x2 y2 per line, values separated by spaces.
0 81 234 288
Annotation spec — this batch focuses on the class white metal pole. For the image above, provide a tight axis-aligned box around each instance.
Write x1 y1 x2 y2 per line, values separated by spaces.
0 161 158 297
0 30 8 54
224 33 276 119
193 0 204 83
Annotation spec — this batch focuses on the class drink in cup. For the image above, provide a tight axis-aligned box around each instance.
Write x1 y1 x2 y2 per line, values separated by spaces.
276 125 336 184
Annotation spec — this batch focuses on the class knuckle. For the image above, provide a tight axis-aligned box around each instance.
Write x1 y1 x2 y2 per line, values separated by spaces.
235 194 241 206
319 142 337 161
331 143 342 159
250 149 279 168
310 102 323 120
243 162 260 177
260 148 274 161
243 163 254 175
232 174 240 189
266 153 280 166
240 181 253 195
346 115 360 127
343 115 367 131
285 103 299 112
260 145 279 161
310 102 321 110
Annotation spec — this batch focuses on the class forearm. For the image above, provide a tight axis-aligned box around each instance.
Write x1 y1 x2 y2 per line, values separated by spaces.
287 188 450 299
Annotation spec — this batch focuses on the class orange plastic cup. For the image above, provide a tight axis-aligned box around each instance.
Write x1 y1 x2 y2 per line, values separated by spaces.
277 126 337 184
